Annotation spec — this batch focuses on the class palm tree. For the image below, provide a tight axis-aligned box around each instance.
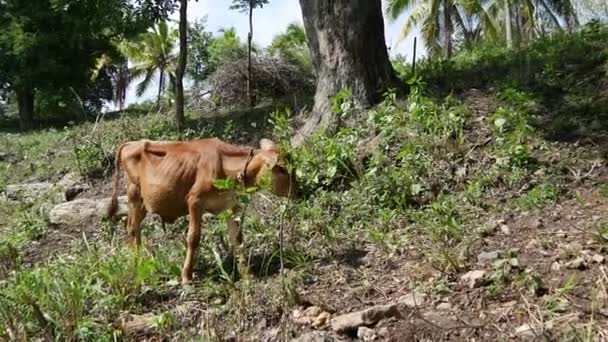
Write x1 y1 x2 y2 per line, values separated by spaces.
385 0 462 58
268 23 313 73
126 21 179 107
91 43 131 110
485 0 579 46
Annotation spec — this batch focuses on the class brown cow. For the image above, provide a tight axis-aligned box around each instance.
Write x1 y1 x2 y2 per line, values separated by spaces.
107 137 296 285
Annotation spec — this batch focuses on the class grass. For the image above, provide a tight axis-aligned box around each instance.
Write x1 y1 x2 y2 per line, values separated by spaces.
1 22 608 340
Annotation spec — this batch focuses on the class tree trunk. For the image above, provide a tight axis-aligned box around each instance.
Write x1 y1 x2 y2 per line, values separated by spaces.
293 0 401 145
157 70 165 108
247 0 255 108
175 0 188 131
505 0 513 48
443 0 454 58
17 87 35 130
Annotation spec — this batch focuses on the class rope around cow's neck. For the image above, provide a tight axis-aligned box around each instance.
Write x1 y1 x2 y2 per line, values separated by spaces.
237 148 255 184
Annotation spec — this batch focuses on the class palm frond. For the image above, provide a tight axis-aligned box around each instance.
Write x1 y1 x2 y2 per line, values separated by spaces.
136 69 156 97
385 0 418 22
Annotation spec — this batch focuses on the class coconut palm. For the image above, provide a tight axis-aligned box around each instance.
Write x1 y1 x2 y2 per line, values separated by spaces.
268 23 313 73
125 21 179 106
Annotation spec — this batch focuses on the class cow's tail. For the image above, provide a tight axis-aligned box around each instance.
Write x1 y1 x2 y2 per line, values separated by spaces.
107 142 128 220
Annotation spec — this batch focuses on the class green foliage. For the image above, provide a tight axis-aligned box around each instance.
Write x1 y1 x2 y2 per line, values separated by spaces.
488 249 521 296
124 21 179 100
0 0 176 125
291 129 358 195
208 27 249 73
267 23 313 74
229 0 269 12
0 242 182 340
518 184 560 209
187 17 214 84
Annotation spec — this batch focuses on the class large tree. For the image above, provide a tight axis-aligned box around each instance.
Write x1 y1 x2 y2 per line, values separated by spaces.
0 0 176 129
294 0 401 144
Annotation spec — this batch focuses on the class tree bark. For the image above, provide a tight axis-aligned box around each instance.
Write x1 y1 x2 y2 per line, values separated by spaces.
247 0 255 108
17 87 35 130
505 0 513 48
293 0 401 145
157 69 165 108
443 0 454 58
175 0 188 131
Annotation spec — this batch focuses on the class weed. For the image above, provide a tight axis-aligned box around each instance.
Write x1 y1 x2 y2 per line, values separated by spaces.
544 274 577 314
519 184 560 209
597 222 608 243
488 249 521 297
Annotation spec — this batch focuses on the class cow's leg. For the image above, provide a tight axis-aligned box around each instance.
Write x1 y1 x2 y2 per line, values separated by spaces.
227 206 251 280
182 194 203 285
126 182 146 247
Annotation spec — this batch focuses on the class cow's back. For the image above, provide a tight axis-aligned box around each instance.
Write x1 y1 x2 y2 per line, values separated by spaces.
125 140 210 222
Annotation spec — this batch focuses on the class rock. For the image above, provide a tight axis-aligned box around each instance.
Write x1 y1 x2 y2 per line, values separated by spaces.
460 270 489 288
293 306 323 325
515 324 536 338
566 257 587 270
477 251 500 264
377 327 388 337
291 331 335 342
312 312 331 329
5 182 53 200
436 302 452 311
330 304 399 333
591 254 605 264
64 184 91 201
398 291 427 308
357 327 376 342
500 224 511 235
56 172 91 201
421 312 459 329
550 261 562 272
49 196 128 225
120 313 160 336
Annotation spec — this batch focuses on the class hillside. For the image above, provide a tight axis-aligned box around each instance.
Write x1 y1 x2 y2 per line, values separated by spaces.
1 23 608 341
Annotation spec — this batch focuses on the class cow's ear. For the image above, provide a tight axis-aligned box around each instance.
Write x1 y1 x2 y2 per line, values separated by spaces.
259 138 279 152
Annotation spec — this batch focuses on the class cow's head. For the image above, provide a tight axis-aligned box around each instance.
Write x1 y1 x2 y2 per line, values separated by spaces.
255 138 298 198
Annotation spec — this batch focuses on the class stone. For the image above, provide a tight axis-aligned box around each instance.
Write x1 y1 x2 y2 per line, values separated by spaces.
460 270 489 288
565 257 587 270
330 304 399 333
293 306 323 325
515 324 536 338
398 291 427 308
5 182 53 200
477 251 500 264
436 302 452 311
357 327 376 342
291 331 334 342
550 262 562 272
49 196 128 225
312 312 331 329
591 254 605 264
500 224 511 235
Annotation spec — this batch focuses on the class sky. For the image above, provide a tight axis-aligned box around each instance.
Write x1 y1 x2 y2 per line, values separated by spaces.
124 0 425 106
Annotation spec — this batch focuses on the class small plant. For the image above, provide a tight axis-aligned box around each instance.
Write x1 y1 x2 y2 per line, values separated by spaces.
544 274 576 313
488 249 521 296
597 222 608 243
518 184 560 209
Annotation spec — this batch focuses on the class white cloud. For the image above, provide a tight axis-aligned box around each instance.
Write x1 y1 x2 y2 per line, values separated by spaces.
124 0 425 107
